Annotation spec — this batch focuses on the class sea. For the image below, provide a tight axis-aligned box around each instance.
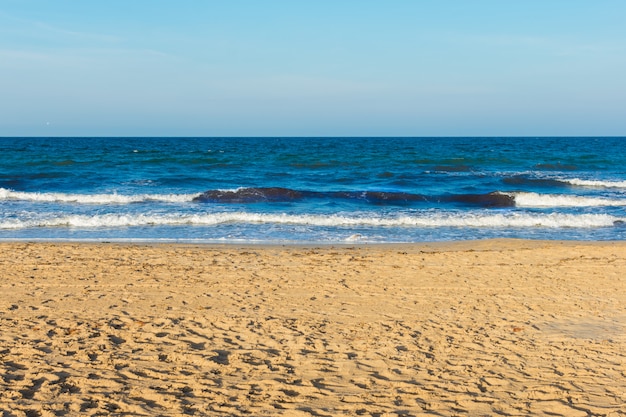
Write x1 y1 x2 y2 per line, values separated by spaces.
1 137 625 244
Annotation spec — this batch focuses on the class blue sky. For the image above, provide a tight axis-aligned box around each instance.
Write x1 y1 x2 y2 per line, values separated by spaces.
1 1 625 136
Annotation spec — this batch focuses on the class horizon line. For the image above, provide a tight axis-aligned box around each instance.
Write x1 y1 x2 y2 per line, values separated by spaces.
2 135 625 139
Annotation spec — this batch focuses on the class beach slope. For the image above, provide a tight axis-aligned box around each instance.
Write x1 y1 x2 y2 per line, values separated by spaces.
1 241 625 416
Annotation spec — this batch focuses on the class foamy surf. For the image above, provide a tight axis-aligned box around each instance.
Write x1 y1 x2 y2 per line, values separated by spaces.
563 178 626 188
510 192 626 208
0 212 622 230
4 188 622 209
0 188 200 204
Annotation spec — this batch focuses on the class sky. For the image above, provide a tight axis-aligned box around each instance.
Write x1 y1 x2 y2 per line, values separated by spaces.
1 1 625 137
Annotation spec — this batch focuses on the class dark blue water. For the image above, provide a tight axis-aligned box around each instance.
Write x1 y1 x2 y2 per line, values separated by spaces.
1 137 625 243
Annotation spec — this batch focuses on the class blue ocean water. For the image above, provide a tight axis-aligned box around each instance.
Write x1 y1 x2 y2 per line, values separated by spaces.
1 137 625 243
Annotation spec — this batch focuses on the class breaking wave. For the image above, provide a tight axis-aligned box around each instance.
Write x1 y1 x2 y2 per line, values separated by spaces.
1 212 622 230
0 188 198 204
2 187 624 209
508 192 626 208
504 175 626 189
561 178 626 189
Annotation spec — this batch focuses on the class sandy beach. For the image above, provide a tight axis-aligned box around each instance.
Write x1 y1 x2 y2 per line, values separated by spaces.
1 240 625 416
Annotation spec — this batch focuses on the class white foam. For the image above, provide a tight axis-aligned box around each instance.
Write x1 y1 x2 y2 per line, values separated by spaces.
3 188 624 210
0 188 199 204
0 212 621 230
561 178 626 189
511 192 626 208
345 233 365 242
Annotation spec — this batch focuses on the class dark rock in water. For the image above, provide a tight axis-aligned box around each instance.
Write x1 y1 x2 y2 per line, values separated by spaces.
361 191 427 204
193 187 306 203
614 220 625 227
503 175 566 188
329 191 427 205
445 192 516 208
193 187 516 208
193 187 428 205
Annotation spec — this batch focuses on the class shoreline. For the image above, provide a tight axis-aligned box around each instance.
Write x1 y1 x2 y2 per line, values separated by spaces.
1 240 625 415
2 236 625 246
1 238 626 261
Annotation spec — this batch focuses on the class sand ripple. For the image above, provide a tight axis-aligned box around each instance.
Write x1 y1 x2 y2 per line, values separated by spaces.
1 241 625 416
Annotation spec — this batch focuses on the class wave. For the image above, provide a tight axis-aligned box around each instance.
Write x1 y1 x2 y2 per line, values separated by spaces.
0 188 198 204
2 187 624 209
193 187 311 203
192 187 515 207
191 188 626 208
534 163 578 171
1 212 622 230
561 178 626 189
3 187 512 207
503 175 567 188
504 175 626 189
508 192 626 208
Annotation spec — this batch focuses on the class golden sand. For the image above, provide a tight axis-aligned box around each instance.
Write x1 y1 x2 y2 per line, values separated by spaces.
1 240 625 416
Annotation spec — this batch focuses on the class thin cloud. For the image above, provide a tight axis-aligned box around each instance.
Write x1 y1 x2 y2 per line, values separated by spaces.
0 10 122 44
450 32 624 57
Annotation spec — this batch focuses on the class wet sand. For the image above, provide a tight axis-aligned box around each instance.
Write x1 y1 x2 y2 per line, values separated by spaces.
1 240 625 416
